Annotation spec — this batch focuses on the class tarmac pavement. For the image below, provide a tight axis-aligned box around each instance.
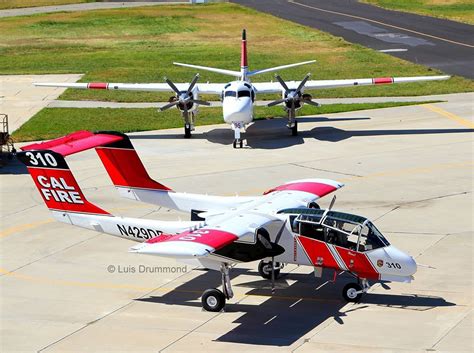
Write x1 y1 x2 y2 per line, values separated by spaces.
1 93 472 352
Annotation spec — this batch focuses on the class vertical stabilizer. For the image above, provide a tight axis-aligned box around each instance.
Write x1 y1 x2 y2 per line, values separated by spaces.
241 29 248 80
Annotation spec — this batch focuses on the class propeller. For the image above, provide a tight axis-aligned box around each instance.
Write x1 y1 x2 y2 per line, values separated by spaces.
159 73 211 113
267 73 320 119
271 219 287 294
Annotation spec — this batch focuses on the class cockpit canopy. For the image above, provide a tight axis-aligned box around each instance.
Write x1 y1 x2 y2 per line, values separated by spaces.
222 82 254 101
278 208 390 252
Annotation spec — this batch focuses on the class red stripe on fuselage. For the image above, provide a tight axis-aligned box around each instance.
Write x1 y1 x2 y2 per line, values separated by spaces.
373 77 393 85
88 82 108 89
334 247 380 280
297 235 340 270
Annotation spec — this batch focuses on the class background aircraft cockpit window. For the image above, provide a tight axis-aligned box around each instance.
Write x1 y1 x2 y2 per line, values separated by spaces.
358 222 390 251
225 91 237 97
237 90 251 98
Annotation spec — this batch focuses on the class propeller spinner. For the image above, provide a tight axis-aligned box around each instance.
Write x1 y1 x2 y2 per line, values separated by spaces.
160 73 211 113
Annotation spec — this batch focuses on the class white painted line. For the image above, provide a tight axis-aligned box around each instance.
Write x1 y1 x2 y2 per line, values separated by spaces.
379 48 408 53
264 315 278 325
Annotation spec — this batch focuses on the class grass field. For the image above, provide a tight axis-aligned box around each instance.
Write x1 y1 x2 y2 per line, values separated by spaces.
362 0 474 24
0 0 92 10
1 2 472 104
12 101 440 142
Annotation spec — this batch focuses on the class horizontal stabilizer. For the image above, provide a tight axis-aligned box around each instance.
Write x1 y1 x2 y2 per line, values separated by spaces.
247 60 316 77
173 62 241 77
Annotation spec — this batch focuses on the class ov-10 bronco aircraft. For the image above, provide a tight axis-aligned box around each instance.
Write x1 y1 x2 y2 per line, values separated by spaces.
35 30 450 148
19 131 417 311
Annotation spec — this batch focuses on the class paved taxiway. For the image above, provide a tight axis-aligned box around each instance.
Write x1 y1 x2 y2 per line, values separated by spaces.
1 93 473 352
233 0 474 79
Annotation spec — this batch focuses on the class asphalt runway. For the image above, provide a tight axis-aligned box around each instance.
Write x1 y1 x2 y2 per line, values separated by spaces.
1 93 472 352
232 0 474 79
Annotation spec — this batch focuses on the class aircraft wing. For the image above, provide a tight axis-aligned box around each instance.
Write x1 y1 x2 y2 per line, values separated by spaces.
130 178 343 259
252 75 450 94
33 82 226 95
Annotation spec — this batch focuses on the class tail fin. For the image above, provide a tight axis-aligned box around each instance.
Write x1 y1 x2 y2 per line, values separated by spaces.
17 150 109 215
241 29 248 79
94 131 171 192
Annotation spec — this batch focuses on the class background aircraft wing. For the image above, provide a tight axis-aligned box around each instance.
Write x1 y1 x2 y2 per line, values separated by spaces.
131 179 343 259
34 82 226 95
252 75 450 94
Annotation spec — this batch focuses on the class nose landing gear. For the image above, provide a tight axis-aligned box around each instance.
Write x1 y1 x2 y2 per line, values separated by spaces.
232 122 245 149
342 278 370 302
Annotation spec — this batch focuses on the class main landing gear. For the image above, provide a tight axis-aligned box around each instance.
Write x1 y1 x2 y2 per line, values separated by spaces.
183 111 197 138
342 278 370 302
288 119 298 136
201 263 233 312
258 260 282 280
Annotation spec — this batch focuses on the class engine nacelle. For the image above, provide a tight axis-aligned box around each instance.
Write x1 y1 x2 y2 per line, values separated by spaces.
170 91 198 113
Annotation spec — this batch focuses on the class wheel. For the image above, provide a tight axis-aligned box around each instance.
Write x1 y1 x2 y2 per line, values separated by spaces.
342 283 362 302
258 260 280 280
308 202 320 209
291 121 298 136
201 288 226 312
184 125 191 138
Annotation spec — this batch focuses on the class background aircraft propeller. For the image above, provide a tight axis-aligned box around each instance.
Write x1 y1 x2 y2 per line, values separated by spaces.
160 73 211 113
267 73 320 119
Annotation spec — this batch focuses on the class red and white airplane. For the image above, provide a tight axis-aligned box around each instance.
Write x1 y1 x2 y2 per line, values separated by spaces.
19 130 417 311
35 30 449 148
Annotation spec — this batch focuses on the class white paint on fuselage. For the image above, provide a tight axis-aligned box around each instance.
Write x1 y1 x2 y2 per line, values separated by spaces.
222 80 254 125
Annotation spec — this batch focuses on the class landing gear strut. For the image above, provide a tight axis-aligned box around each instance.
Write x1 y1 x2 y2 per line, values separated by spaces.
183 111 196 138
201 263 234 312
286 109 298 136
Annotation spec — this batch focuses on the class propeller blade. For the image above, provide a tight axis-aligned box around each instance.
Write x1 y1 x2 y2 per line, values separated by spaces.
159 101 179 111
304 99 320 107
329 195 337 210
274 220 287 245
271 256 276 294
187 73 200 94
296 73 311 93
164 77 181 95
267 98 286 107
190 99 211 106
275 74 290 92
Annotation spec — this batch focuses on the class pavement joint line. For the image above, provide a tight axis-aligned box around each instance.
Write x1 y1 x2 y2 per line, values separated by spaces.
37 265 196 353
288 0 474 48
288 163 363 177
430 309 472 350
421 104 474 129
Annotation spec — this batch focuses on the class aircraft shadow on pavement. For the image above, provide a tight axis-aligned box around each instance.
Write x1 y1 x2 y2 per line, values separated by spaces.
129 116 474 150
135 268 455 346
0 157 28 175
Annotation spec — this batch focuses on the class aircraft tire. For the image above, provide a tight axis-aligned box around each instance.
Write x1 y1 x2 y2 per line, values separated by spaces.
202 288 226 312
342 283 362 302
258 260 281 280
184 125 191 138
291 121 298 136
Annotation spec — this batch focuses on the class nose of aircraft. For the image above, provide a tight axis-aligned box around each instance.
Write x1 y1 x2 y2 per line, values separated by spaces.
223 97 252 124
385 246 417 276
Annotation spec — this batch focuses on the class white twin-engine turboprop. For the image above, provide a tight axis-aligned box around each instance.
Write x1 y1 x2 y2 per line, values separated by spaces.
34 29 450 148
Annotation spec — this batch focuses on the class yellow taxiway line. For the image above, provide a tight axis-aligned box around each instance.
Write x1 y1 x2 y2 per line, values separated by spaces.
421 104 474 129
288 0 474 48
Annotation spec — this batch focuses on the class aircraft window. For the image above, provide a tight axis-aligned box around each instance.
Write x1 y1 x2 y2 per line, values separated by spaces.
294 216 325 241
224 83 231 89
322 217 359 250
237 90 251 98
225 91 237 97
244 83 252 89
358 222 389 252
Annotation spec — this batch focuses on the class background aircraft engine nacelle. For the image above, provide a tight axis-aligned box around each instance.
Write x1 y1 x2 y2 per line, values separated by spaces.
284 89 303 110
